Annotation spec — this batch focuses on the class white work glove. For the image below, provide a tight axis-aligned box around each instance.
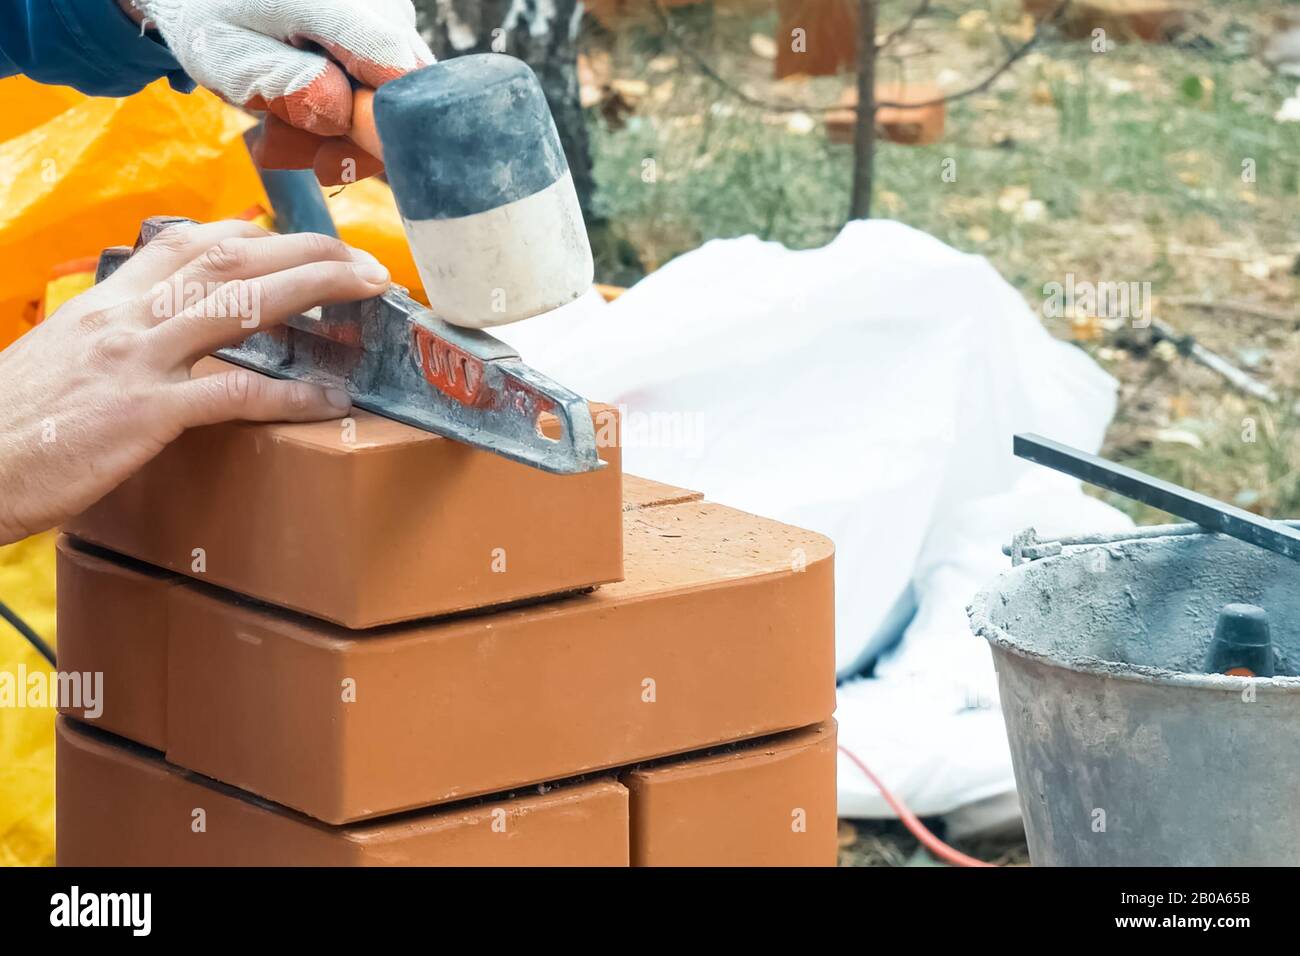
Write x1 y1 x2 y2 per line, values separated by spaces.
121 0 434 182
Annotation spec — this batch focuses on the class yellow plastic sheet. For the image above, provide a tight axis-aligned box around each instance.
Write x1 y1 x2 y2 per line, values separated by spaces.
0 78 271 350
0 76 85 142
0 76 425 353
0 531 57 868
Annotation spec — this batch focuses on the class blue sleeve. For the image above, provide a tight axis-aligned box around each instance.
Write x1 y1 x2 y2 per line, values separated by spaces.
0 0 195 96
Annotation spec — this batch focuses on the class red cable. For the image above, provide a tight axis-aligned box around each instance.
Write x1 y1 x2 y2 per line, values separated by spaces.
838 743 996 868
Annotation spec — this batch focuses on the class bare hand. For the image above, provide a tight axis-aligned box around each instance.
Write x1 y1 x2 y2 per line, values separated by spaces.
0 220 391 545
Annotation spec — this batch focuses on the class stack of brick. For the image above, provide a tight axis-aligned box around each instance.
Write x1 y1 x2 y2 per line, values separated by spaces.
55 361 838 866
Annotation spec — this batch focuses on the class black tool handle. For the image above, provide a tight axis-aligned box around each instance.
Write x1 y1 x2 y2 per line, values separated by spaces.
1014 433 1300 562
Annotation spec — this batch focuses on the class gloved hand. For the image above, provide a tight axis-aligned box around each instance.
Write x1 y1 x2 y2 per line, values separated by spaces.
120 0 434 183
0 221 391 546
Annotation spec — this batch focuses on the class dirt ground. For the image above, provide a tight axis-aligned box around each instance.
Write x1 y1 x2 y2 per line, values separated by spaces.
579 0 1300 865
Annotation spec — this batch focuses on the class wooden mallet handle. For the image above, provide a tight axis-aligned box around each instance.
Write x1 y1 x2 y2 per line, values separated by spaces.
347 88 384 162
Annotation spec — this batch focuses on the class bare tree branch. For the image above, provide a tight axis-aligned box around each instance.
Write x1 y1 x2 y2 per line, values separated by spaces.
646 0 814 111
877 0 1070 108
646 0 1070 113
877 0 932 52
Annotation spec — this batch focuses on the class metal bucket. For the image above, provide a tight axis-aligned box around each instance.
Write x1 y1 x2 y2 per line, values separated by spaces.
969 523 1300 866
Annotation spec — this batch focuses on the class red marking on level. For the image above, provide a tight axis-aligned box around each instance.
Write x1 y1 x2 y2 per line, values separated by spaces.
311 320 364 348
412 326 486 406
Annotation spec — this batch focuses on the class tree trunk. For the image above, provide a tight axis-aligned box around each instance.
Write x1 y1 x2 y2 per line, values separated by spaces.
415 0 596 225
849 0 878 220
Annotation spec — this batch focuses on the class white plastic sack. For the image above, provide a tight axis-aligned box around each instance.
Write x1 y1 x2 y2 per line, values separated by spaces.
498 219 1131 828
838 472 1132 829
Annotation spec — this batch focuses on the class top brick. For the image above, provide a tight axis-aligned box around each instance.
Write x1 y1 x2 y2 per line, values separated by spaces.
65 360 624 628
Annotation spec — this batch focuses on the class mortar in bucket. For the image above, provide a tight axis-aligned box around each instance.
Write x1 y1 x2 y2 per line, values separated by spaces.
968 435 1300 866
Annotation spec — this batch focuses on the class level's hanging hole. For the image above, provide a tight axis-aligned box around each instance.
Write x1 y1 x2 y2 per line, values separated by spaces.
535 411 562 443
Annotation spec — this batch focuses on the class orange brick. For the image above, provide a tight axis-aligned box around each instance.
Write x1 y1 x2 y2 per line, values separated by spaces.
56 494 835 824
622 722 838 866
64 360 624 629
827 84 946 146
774 0 858 80
874 83 945 146
56 719 628 866
54 547 174 751
1023 0 1189 43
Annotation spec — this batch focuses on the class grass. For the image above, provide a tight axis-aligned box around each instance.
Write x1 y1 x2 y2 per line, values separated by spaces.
580 0 1300 864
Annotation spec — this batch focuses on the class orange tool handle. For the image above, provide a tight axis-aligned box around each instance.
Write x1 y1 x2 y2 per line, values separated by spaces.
347 88 384 162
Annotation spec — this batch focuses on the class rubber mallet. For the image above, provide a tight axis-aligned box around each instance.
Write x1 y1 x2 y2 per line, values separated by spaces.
349 54 594 330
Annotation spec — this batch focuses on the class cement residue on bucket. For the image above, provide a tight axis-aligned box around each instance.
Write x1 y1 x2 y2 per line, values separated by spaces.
970 525 1300 865
972 528 1300 686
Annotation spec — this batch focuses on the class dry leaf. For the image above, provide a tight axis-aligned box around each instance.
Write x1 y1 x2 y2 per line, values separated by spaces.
1004 14 1037 43
578 51 615 110
610 78 649 101
578 51 611 87
877 190 904 213
837 819 858 848
1154 427 1204 449
750 33 778 60
786 111 816 135
1019 199 1047 223
997 185 1031 213
1239 255 1293 280
651 79 675 105
1071 313 1105 341
1152 339 1180 362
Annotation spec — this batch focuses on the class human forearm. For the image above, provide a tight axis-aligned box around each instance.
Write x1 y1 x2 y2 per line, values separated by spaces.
0 0 192 95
